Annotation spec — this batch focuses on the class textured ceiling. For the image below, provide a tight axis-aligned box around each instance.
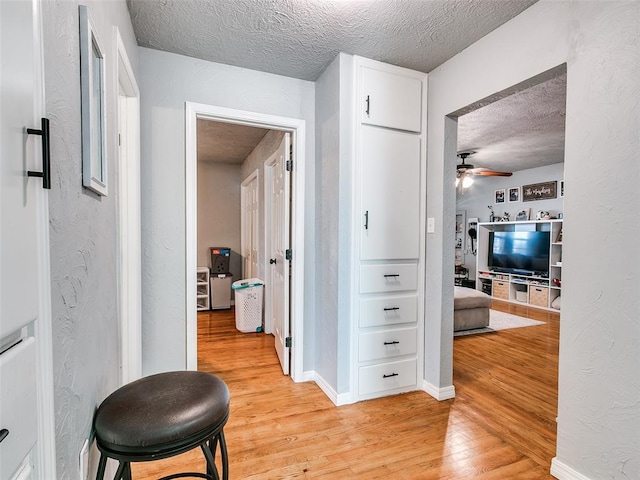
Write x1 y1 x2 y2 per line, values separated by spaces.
128 0 565 171
457 73 567 173
197 120 269 164
127 0 539 81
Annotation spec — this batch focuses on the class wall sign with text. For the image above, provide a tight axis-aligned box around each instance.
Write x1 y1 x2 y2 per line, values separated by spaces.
522 181 557 202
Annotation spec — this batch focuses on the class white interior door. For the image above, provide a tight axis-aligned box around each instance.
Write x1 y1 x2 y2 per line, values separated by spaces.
241 171 259 279
267 133 291 375
1 0 53 477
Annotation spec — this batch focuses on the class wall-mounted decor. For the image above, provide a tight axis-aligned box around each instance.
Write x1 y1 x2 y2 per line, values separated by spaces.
79 5 108 196
522 181 557 202
508 186 520 202
495 189 505 204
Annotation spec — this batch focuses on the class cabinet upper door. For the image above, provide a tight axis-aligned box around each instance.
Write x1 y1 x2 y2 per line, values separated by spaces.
361 66 422 133
360 126 421 261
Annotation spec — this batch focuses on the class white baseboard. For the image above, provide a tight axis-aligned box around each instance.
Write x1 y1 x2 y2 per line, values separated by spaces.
550 458 592 480
422 380 456 401
303 370 355 406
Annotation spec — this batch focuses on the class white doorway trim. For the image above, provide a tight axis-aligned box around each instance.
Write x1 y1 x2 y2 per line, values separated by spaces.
33 0 56 475
263 160 274 335
240 169 259 280
115 28 142 385
185 102 306 382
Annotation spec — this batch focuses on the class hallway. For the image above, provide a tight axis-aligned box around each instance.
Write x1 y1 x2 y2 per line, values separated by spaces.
133 304 558 479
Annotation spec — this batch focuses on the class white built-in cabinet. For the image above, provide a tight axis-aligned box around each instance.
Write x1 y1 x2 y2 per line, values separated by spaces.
352 57 426 401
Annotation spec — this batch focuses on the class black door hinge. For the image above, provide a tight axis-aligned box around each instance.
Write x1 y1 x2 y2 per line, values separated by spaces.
285 249 292 261
285 337 292 348
286 160 293 172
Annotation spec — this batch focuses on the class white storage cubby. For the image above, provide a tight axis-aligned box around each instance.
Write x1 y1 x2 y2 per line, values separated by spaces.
196 267 210 311
476 220 562 311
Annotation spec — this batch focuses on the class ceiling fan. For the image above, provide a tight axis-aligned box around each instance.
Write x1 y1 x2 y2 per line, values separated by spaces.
456 151 512 189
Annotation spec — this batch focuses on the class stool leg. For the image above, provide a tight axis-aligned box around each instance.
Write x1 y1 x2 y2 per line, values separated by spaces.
218 430 229 480
114 461 131 480
201 439 220 480
96 453 107 480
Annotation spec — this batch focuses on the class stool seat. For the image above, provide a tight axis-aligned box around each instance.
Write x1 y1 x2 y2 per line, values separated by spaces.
94 371 230 480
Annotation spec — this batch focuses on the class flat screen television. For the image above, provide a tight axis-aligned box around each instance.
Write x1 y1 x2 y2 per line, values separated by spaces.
488 231 550 276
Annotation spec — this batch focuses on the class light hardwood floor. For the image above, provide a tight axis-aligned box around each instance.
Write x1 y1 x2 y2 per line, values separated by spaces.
132 300 560 479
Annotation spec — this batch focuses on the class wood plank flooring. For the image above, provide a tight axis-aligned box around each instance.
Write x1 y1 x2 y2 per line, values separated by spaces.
132 300 560 479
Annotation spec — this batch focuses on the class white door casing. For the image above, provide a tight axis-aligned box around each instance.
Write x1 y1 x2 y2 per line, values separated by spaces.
185 103 305 381
266 133 291 375
115 27 142 385
240 170 259 279
0 0 56 477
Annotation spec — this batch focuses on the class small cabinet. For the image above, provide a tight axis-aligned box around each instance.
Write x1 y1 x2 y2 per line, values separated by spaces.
361 66 422 133
196 267 210 311
0 337 38 480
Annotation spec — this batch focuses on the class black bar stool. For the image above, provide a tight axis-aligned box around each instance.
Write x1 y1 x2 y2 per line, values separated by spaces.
94 371 230 480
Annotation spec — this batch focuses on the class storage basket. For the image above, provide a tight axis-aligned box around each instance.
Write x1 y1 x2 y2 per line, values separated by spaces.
231 278 264 332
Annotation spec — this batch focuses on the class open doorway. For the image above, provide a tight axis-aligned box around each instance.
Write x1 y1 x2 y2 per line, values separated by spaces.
449 66 567 467
185 103 306 380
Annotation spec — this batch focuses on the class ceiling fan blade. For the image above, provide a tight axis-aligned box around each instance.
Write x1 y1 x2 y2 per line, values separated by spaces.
474 170 513 177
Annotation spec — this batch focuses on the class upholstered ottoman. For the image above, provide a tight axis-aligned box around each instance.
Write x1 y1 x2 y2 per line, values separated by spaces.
454 286 492 332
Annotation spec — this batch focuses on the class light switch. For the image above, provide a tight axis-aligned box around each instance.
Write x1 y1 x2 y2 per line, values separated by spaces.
427 217 435 233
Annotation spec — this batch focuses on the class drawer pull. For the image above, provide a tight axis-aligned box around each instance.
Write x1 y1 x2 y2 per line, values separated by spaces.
383 373 399 378
0 429 8 443
383 274 399 278
383 307 400 311
383 340 400 345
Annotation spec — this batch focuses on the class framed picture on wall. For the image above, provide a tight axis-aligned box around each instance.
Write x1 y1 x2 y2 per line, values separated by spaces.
508 186 520 202
522 181 557 202
79 5 108 196
495 189 505 204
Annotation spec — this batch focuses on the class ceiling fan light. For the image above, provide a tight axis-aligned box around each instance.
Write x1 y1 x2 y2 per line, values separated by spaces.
462 175 474 188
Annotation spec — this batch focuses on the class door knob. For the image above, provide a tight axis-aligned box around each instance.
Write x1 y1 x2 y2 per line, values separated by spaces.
270 258 277 265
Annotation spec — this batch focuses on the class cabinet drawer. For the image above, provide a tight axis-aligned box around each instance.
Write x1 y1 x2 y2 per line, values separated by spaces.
359 358 417 396
0 337 38 480
529 286 549 307
359 327 417 362
359 294 418 328
492 280 509 300
360 264 418 294
361 66 422 133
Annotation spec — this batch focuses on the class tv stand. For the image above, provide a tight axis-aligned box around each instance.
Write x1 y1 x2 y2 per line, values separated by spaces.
476 220 562 311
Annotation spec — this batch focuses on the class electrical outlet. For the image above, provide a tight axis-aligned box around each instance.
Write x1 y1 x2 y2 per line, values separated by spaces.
427 217 435 233
79 438 90 480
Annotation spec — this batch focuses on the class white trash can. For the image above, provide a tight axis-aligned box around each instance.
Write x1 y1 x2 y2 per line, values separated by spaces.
231 278 264 333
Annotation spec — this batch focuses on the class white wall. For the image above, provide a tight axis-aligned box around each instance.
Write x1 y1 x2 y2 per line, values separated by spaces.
139 48 316 374
197 162 242 281
314 53 355 397
314 55 341 393
42 0 138 477
427 1 639 478
457 163 564 278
